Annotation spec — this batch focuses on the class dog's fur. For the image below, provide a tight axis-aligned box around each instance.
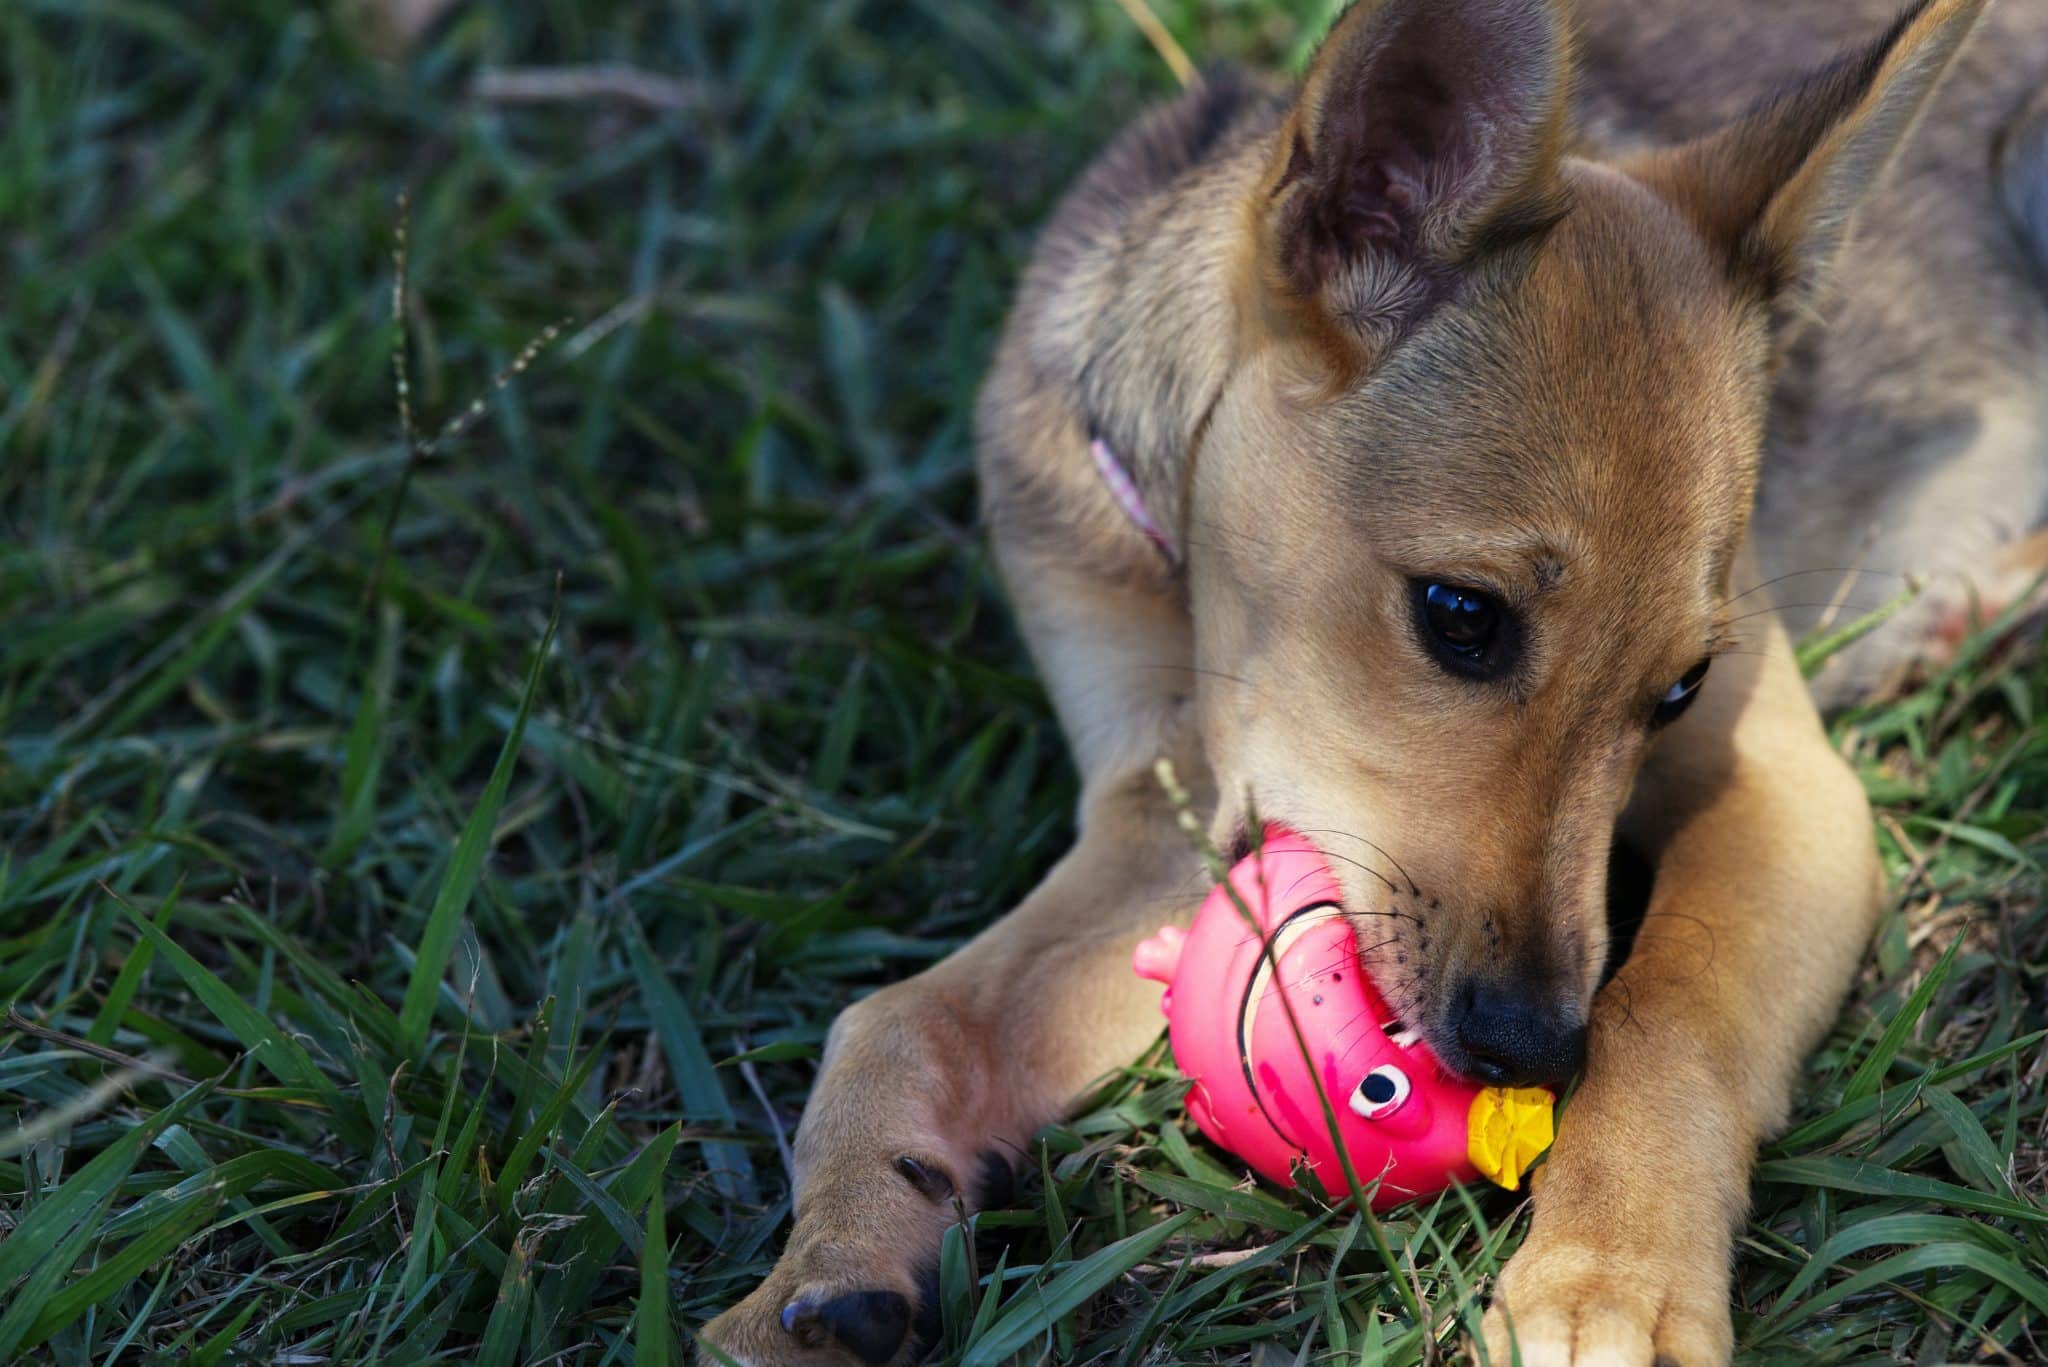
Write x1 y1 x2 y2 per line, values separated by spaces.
704 2 2048 1363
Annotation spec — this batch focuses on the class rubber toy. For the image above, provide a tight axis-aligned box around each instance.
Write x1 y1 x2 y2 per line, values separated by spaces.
1132 826 1555 1208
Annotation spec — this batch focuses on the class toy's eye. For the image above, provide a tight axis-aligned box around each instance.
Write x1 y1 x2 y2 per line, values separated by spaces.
1350 1064 1412 1121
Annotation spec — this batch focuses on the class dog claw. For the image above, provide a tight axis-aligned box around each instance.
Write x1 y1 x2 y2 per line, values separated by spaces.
780 1290 911 1366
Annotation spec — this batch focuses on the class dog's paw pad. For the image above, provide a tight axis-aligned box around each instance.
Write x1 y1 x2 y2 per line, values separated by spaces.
781 1290 910 1366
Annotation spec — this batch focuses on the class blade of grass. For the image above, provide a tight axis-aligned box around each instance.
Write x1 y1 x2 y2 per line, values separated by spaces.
618 911 750 1200
638 1173 675 1367
961 1209 1197 1367
399 587 560 1057
476 1234 535 1367
125 902 339 1111
86 880 180 1047
1842 933 1962 1104
1753 1155 2048 1223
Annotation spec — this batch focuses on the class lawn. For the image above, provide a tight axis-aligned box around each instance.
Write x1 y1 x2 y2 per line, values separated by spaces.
1 1 2044 1362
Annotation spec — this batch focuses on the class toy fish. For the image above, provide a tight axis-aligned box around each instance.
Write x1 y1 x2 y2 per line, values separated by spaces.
1133 826 1554 1207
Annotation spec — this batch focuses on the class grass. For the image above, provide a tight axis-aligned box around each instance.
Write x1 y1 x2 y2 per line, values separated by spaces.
0 0 2043 1361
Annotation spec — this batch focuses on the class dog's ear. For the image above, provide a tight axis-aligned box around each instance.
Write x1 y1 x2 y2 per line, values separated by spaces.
1643 0 1986 333
1257 0 1571 369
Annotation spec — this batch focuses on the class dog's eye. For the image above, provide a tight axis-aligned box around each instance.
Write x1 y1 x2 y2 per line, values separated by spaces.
1651 659 1711 728
1423 584 1496 654
1415 581 1511 679
1349 1064 1412 1121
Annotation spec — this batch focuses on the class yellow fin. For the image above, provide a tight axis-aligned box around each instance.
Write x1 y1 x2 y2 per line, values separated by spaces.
1466 1086 1555 1190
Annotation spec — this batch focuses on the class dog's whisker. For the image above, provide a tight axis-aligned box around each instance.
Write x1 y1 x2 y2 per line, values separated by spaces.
1716 565 1906 610
1243 840 1400 896
1720 598 1896 628
1181 515 1283 551
1314 968 1413 1038
1288 901 1424 928
1296 828 1421 898
1281 935 1401 994
1311 847 1400 895
1138 663 1252 687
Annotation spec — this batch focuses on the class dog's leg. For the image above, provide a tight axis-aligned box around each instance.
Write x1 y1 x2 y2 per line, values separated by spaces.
1482 579 1882 1367
699 544 1205 1366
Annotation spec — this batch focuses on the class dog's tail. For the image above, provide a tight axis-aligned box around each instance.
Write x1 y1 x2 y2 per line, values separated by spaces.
1999 85 2048 278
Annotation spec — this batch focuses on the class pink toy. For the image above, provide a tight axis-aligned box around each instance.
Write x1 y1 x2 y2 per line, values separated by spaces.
1133 826 1554 1208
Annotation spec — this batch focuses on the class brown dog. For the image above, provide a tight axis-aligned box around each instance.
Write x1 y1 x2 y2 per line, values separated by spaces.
703 1 2048 1362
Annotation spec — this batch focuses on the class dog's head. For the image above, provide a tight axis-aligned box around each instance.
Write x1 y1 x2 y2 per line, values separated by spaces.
1186 0 1982 1086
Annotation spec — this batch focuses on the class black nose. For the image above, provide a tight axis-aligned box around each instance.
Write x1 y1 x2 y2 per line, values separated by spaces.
781 1289 911 1365
1451 978 1586 1090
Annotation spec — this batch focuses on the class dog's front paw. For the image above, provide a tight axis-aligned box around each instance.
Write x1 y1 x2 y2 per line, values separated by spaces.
696 1204 945 1367
1481 1226 1733 1367
699 1278 926 1367
697 1146 1016 1366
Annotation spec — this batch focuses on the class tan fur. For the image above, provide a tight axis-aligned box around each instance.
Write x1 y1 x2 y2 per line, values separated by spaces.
702 2 2042 1363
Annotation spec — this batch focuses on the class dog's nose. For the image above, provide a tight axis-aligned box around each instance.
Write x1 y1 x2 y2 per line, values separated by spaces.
1450 978 1586 1090
780 1289 911 1365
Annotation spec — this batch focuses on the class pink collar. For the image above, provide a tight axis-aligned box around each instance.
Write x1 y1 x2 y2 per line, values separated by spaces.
1090 435 1178 563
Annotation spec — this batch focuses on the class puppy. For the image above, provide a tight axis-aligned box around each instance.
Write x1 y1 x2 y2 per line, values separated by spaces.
705 1 2048 1362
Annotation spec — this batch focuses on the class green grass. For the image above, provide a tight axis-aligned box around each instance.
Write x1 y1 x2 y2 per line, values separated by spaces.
1 1 2044 1362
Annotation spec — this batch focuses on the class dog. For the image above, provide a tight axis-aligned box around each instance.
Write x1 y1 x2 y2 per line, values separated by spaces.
704 1 2048 1362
